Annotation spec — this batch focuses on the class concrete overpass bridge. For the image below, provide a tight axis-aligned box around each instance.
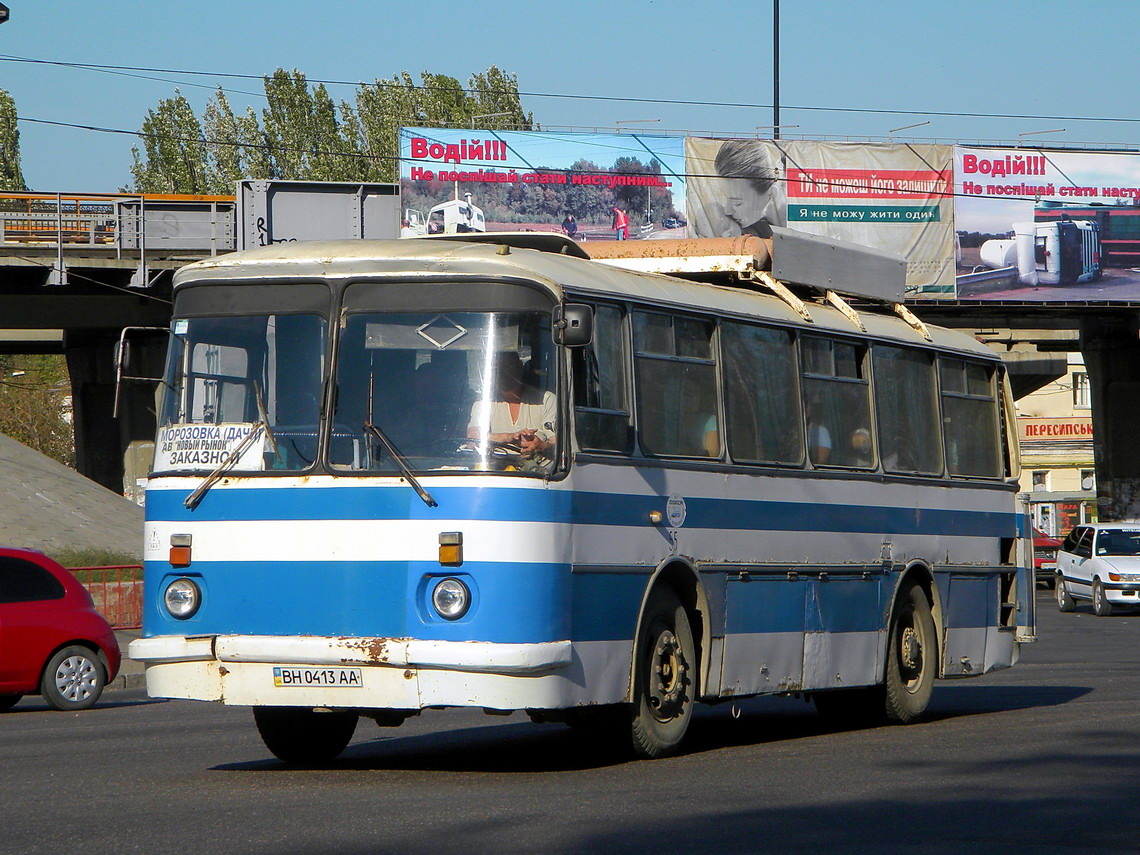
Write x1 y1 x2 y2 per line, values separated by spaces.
3 192 1139 520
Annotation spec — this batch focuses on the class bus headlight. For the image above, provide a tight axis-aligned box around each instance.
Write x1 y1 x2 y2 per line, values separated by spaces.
431 578 470 620
164 578 201 619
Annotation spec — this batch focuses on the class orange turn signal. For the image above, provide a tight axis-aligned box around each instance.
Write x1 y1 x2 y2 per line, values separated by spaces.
170 533 192 567
439 531 463 567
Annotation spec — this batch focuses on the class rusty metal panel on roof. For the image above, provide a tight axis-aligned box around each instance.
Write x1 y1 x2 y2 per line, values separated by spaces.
769 226 906 302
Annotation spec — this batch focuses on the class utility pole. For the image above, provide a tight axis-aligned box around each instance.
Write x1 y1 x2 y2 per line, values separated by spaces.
773 0 780 139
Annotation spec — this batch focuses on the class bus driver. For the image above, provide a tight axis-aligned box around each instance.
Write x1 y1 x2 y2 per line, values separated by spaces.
467 351 556 460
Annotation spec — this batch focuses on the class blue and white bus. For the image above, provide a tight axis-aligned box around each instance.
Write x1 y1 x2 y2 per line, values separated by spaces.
130 232 1034 761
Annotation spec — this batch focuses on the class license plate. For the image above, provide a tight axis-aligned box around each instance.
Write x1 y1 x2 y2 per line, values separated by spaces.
273 666 363 688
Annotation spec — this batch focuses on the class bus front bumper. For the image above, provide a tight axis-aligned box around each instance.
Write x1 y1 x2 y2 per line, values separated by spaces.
128 634 584 710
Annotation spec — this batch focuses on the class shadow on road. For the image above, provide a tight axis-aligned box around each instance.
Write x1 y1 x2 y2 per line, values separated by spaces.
211 682 1090 774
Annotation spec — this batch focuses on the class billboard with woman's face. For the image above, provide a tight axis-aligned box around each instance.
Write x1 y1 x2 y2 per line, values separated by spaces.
686 138 956 296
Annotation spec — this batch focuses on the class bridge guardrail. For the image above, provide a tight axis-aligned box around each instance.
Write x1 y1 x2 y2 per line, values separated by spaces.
0 192 236 253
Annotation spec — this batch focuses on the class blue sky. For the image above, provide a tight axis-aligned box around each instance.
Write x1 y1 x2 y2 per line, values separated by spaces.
4 0 1140 193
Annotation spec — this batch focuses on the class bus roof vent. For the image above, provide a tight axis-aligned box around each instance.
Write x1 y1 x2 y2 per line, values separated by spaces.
412 231 591 259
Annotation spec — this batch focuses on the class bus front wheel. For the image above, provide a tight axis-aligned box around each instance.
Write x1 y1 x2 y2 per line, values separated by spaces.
631 587 695 759
253 707 359 764
884 583 937 723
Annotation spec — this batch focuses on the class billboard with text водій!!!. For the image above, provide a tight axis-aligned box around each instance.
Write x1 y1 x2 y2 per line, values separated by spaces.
954 146 1140 301
685 139 955 296
399 127 686 241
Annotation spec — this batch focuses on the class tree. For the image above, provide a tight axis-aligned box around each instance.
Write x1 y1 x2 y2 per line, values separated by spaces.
128 66 533 190
260 69 359 182
0 354 74 466
129 91 210 193
202 89 268 194
0 88 27 191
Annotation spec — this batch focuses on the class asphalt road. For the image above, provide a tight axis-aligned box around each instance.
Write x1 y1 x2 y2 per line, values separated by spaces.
2 590 1137 855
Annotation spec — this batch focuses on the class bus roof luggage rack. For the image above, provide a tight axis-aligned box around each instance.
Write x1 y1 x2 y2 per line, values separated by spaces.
588 227 929 339
588 227 905 302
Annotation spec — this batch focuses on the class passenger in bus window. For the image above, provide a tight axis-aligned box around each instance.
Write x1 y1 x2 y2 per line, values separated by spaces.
849 428 873 467
468 351 556 459
805 397 831 464
699 413 721 458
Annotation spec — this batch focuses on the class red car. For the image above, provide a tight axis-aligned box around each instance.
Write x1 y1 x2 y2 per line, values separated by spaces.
0 547 121 711
1034 527 1063 587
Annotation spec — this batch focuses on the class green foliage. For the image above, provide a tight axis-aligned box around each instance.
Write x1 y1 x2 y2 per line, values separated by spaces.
53 548 142 572
0 354 75 467
129 66 533 191
129 91 211 193
0 88 27 191
202 90 268 193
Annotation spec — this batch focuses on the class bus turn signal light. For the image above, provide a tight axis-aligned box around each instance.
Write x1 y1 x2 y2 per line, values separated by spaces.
170 533 192 567
439 531 463 566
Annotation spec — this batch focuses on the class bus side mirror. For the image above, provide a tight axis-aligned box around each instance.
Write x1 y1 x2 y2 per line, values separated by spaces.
553 303 593 347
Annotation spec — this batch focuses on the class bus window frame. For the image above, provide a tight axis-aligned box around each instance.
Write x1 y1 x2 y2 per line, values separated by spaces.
570 300 635 456
938 355 1005 481
799 334 876 471
630 308 723 460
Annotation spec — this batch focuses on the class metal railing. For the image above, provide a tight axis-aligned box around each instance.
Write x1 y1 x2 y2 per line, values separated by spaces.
0 191 236 252
70 565 143 629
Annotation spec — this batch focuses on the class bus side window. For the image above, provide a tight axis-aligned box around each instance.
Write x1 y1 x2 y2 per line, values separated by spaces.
800 336 873 468
940 358 1001 477
633 312 720 457
721 322 802 464
873 345 943 475
573 304 631 453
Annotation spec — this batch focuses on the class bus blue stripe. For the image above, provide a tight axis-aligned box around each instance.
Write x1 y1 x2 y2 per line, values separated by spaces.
147 486 1017 537
144 560 644 643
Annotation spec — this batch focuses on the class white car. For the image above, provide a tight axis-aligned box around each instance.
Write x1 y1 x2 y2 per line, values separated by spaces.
1056 523 1140 616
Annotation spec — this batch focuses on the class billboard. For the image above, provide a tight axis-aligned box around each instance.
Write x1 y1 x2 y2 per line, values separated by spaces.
954 146 1140 301
399 128 1140 304
686 139 954 295
399 128 686 241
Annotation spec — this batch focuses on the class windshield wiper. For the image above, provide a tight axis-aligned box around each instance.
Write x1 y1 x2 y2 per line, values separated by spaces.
364 422 438 508
183 422 268 510
252 380 281 465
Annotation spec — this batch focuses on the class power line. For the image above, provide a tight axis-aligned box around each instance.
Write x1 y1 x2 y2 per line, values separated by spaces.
5 112 1087 205
5 52 1140 126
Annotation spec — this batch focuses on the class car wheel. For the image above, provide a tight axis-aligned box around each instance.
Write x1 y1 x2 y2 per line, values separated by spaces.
884 583 937 724
253 707 358 764
1056 575 1076 612
1092 579 1113 617
40 645 105 711
630 587 696 759
0 694 23 712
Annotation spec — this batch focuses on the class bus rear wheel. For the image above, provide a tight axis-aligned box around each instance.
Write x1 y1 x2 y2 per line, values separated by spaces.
253 707 359 764
884 583 937 723
631 587 695 759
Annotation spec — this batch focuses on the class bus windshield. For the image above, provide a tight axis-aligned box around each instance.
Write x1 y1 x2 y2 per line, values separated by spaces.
330 309 556 475
154 313 327 474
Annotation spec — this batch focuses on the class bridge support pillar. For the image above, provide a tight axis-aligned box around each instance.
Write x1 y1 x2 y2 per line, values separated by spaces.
1082 315 1140 521
64 330 162 496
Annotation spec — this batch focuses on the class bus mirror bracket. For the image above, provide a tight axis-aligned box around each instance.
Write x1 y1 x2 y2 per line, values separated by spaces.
553 303 593 347
113 325 172 418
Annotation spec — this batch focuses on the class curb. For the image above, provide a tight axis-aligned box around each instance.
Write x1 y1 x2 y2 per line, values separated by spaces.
106 670 146 692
